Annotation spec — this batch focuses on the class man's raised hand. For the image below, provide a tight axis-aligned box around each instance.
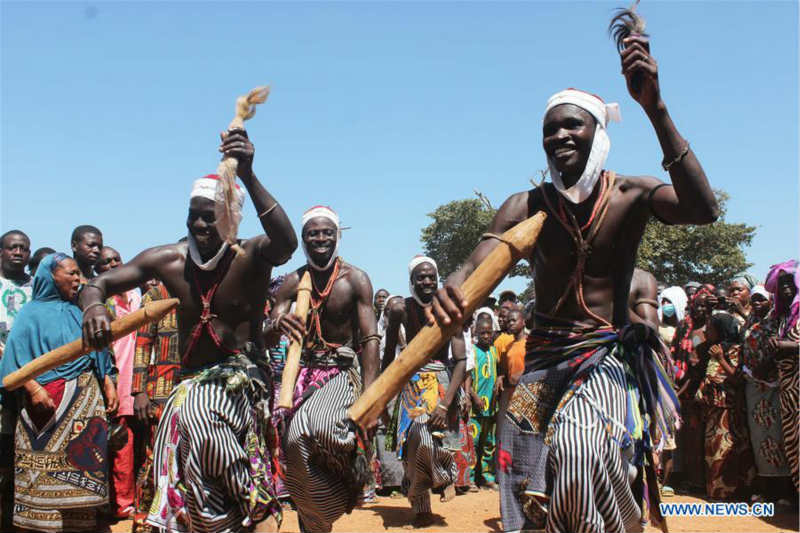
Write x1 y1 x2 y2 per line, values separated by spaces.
620 35 661 112
219 128 255 180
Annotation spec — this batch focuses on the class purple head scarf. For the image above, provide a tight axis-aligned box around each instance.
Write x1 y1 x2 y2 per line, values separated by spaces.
765 259 800 338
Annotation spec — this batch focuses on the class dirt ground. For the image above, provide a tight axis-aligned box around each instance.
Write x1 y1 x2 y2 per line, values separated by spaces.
111 491 798 532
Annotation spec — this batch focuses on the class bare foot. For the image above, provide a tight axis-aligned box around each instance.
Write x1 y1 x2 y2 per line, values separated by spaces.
254 515 279 533
440 484 456 503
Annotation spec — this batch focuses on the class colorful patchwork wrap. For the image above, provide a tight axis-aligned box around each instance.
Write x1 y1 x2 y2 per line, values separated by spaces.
146 352 282 533
281 346 369 533
392 361 461 514
496 319 679 533
12 371 109 532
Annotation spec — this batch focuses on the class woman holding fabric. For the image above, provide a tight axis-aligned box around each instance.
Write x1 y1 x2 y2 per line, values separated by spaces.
695 312 755 499
764 260 800 491
741 285 792 504
0 253 116 532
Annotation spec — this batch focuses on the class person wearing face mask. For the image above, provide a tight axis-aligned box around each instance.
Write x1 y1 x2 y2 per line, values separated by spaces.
658 286 687 346
381 256 467 528
267 206 380 533
0 253 116 531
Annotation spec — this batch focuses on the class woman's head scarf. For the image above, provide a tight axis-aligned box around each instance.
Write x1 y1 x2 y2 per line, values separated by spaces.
765 259 799 338
0 253 112 387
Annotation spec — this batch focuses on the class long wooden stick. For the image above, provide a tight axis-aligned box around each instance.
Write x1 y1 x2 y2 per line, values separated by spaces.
277 271 313 409
3 298 180 391
348 212 547 429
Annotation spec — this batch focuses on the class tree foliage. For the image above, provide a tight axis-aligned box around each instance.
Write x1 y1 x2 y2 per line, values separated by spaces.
420 198 533 298
420 199 496 280
636 191 756 286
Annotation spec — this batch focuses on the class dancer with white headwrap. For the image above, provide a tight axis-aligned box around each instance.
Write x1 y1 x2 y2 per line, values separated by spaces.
267 206 380 533
382 256 467 527
429 31 719 532
79 126 297 532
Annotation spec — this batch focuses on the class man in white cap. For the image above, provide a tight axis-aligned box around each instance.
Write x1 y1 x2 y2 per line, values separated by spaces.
80 128 297 532
382 255 467 527
267 205 380 533
430 36 718 532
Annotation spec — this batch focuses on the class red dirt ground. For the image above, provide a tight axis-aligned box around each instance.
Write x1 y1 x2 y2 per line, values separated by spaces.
110 491 798 532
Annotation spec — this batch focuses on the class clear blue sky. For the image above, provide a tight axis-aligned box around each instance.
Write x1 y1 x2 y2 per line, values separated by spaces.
2 1 797 297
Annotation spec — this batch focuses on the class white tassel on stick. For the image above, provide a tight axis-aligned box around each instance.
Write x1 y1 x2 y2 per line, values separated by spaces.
216 86 270 255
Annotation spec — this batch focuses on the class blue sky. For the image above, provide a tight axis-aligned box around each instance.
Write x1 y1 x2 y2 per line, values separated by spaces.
1 1 797 297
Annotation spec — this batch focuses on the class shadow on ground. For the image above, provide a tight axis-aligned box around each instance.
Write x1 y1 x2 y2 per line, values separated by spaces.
366 505 447 529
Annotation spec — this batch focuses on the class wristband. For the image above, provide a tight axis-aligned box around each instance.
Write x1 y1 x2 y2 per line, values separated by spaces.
83 302 107 314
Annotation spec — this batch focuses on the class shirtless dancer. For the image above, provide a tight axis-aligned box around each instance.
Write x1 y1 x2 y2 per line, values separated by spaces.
267 206 379 533
430 35 717 532
80 128 296 532
383 256 467 527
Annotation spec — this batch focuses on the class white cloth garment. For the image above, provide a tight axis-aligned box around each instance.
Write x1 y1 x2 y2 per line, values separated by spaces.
408 256 438 308
544 89 621 204
301 205 341 271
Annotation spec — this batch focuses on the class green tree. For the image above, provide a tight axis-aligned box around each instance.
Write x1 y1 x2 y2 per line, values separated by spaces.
420 197 534 300
636 191 756 286
420 198 495 280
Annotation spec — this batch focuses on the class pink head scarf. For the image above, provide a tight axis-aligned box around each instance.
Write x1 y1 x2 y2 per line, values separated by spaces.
765 259 800 338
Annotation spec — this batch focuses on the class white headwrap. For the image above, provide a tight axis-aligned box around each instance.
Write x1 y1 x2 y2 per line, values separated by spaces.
658 286 688 324
408 255 438 307
190 174 244 208
751 285 770 300
544 89 621 204
187 175 244 270
301 206 341 271
473 306 500 332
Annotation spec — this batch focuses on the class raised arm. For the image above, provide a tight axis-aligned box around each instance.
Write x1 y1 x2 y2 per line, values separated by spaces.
352 269 379 390
430 191 531 326
620 36 719 225
381 299 406 372
79 245 177 349
220 128 298 266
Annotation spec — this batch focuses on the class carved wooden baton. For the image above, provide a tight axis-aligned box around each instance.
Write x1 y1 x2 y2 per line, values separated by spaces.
3 298 180 391
277 271 313 409
348 212 547 429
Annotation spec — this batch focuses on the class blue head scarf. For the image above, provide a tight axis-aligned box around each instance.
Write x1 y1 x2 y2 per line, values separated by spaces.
0 253 112 389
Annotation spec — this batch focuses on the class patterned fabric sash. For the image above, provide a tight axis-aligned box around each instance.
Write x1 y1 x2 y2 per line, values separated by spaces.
148 353 282 531
513 319 678 530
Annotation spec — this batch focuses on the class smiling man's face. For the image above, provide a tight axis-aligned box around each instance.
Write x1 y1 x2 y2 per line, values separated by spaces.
543 104 596 187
